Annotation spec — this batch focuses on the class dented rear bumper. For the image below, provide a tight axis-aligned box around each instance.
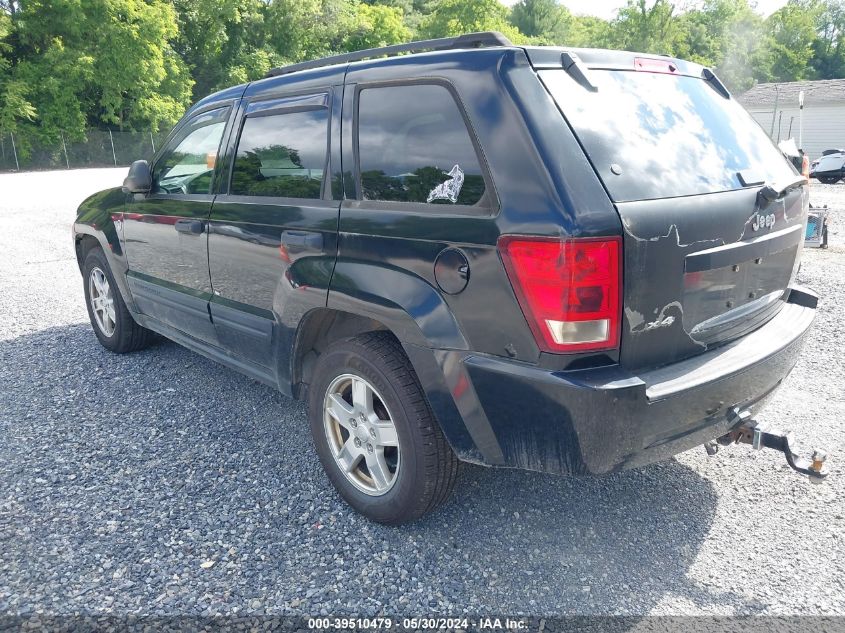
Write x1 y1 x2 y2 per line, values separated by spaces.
412 286 817 476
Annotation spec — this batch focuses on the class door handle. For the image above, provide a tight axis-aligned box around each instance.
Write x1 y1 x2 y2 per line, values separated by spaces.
174 219 205 235
281 230 323 251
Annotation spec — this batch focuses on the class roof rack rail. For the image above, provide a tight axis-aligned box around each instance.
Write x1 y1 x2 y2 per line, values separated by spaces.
264 31 513 79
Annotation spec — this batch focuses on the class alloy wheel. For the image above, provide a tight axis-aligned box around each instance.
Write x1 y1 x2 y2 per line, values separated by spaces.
322 373 400 496
88 267 116 337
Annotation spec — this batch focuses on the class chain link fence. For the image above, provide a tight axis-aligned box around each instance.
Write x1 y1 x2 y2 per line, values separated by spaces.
0 129 168 172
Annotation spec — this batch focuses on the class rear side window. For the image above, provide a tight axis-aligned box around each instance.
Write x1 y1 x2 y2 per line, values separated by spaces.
356 84 486 206
231 109 328 199
540 69 796 202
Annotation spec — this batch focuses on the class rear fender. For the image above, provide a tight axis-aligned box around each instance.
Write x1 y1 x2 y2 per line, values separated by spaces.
324 262 503 462
327 260 468 350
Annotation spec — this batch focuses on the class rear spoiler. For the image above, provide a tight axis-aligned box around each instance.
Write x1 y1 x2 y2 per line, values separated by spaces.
526 47 731 99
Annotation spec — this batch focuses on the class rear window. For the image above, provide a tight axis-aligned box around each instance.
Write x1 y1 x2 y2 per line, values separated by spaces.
540 69 796 202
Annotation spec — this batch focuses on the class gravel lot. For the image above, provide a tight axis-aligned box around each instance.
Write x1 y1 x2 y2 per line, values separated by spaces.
1 168 843 617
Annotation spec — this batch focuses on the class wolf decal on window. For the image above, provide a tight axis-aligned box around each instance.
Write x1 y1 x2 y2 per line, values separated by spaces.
427 164 465 204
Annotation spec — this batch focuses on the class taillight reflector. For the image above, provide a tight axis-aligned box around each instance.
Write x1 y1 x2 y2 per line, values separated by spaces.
498 236 622 353
802 154 810 181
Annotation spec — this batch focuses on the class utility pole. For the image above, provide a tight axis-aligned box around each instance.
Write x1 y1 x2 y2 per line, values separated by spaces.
798 90 805 150
770 85 780 138
10 132 19 171
109 129 117 166
61 133 70 169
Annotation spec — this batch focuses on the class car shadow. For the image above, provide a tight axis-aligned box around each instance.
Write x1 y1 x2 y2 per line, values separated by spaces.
0 324 767 617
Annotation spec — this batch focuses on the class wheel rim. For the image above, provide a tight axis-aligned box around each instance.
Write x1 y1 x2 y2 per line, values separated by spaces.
88 267 116 337
322 373 400 496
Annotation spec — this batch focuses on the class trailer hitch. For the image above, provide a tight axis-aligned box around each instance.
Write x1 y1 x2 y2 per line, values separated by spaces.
704 407 829 480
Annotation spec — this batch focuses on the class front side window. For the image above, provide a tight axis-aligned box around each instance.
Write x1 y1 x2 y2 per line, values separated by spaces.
153 108 229 195
230 109 328 199
357 84 487 206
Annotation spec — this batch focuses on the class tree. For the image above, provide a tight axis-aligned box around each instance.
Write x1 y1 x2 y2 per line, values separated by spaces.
761 0 821 81
810 0 845 78
422 0 524 41
10 0 192 142
172 0 271 99
675 0 768 91
264 0 364 62
509 0 573 43
0 9 36 133
611 0 684 55
567 14 614 47
344 3 411 51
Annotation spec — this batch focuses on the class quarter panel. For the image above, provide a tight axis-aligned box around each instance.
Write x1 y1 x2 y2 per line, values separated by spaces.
327 255 468 350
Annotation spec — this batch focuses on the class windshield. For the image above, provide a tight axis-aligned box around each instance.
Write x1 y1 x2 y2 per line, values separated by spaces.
539 69 796 202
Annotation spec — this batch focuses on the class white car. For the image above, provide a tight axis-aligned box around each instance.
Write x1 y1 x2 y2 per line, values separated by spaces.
810 149 845 184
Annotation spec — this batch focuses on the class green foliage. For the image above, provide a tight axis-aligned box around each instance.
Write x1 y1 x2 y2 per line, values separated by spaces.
172 0 271 99
345 3 411 51
611 0 685 55
765 0 822 80
675 0 768 91
2 0 845 155
0 11 36 132
567 15 615 48
421 0 524 41
509 0 573 42
5 0 192 144
811 0 845 76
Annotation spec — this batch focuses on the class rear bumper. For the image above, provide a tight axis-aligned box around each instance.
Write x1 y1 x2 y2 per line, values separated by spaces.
413 286 817 475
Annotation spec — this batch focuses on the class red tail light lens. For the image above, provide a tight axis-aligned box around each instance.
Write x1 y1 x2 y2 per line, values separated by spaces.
498 236 622 353
802 155 810 181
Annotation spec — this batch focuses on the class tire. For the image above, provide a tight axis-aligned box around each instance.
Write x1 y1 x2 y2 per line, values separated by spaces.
308 331 459 524
818 176 840 184
82 247 156 353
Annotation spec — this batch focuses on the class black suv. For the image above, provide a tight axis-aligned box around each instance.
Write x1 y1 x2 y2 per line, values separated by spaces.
74 32 818 524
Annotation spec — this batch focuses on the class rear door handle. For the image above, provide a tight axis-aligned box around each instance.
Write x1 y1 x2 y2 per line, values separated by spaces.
281 230 323 251
174 219 205 235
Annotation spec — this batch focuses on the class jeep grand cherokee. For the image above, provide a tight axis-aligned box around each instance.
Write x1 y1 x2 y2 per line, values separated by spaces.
73 32 818 524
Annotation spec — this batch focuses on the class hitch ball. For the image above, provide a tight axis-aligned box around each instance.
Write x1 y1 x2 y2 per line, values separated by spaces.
811 449 828 475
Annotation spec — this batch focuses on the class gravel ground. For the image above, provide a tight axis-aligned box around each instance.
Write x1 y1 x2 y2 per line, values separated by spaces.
0 168 843 617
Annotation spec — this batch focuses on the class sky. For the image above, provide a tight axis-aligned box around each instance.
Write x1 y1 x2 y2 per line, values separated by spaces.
499 0 790 20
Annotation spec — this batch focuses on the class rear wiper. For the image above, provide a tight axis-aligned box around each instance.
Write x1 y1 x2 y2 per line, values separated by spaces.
560 52 598 92
758 175 807 202
702 68 730 99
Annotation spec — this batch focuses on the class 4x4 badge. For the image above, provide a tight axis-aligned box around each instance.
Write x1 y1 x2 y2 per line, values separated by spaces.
752 212 776 231
427 164 465 204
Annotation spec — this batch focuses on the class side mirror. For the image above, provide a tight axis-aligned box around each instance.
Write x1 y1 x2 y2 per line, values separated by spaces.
122 160 152 194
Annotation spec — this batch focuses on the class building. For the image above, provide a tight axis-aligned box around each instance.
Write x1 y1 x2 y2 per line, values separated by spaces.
737 79 845 161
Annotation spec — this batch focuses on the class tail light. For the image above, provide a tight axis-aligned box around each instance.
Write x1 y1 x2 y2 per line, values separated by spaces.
802 154 810 181
497 236 622 353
